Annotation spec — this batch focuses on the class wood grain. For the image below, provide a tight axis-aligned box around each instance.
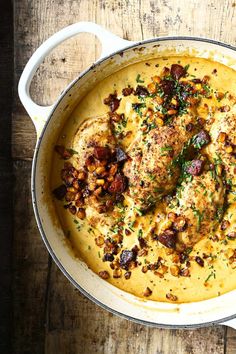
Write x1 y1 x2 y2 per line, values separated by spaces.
13 0 236 353
0 1 13 354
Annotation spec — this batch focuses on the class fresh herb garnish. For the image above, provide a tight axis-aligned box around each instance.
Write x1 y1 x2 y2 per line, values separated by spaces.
67 148 78 155
160 145 173 152
191 205 203 231
136 74 145 83
138 229 143 238
205 271 215 283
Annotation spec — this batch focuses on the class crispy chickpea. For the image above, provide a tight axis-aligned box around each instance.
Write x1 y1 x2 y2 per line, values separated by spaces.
98 270 110 279
77 208 86 220
170 265 180 277
217 132 227 143
95 236 105 247
143 287 152 297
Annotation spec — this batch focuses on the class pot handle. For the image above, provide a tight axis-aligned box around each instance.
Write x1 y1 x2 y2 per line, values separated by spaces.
221 318 236 330
18 21 135 136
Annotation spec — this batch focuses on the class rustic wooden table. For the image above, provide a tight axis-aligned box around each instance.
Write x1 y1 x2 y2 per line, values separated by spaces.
5 0 236 353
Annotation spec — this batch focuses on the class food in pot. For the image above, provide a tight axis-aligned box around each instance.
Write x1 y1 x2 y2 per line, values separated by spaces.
51 56 236 303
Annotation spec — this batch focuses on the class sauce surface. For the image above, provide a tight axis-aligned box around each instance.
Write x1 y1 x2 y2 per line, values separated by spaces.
51 56 236 303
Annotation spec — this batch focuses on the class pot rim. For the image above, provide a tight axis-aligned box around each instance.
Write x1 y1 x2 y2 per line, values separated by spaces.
31 35 236 328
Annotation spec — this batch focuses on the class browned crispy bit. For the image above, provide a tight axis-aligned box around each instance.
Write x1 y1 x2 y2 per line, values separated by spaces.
220 220 230 231
95 236 105 247
186 159 204 176
173 216 187 232
161 79 175 96
186 123 194 132
105 199 114 211
109 112 122 122
55 145 74 159
143 287 152 297
108 173 127 194
227 232 236 239
125 229 131 236
53 184 67 200
202 75 210 83
77 208 86 220
195 256 204 267
141 265 148 273
103 253 115 262
68 205 76 215
124 271 131 279
179 251 190 264
170 64 186 80
158 229 177 249
119 249 137 270
104 92 120 112
215 92 225 100
75 197 84 207
138 249 148 257
113 269 122 278
122 86 134 96
180 268 190 277
134 85 149 97
94 146 112 161
161 66 170 77
138 237 147 249
98 270 110 279
85 155 95 168
219 105 230 112
166 293 178 301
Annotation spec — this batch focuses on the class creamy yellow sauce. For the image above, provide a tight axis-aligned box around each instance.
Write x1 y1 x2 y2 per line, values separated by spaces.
51 56 236 303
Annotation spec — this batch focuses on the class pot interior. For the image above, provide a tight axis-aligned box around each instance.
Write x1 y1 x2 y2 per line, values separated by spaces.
33 37 236 327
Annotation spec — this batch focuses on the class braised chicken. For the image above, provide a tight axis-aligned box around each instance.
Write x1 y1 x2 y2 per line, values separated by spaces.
165 170 225 248
72 115 117 169
123 114 198 210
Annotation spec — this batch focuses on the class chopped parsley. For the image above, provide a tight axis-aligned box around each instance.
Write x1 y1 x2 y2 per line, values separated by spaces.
191 205 203 231
205 271 216 283
160 145 173 153
136 73 145 83
138 229 143 238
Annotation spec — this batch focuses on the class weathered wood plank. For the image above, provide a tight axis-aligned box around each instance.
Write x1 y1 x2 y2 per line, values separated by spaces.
12 161 49 354
226 328 236 354
0 1 13 353
13 0 98 160
45 263 225 354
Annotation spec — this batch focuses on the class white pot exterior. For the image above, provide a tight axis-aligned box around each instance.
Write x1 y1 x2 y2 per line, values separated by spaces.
19 22 236 329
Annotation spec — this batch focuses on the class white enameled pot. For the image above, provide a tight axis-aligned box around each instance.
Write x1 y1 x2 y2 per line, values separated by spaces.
18 22 236 329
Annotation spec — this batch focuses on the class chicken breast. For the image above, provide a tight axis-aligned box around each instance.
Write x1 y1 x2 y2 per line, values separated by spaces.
72 115 117 229
123 114 198 211
72 115 117 169
208 106 236 182
167 170 225 248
